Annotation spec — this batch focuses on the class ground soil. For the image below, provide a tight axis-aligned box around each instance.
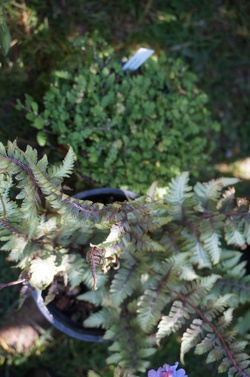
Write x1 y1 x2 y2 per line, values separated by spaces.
0 297 51 353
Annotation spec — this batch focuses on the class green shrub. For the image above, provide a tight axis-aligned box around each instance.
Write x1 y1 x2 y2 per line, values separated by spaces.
17 39 220 193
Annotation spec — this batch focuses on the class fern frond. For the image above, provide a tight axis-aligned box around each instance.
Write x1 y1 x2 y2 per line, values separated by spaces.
225 217 247 248
48 146 74 179
77 286 110 307
215 307 235 331
84 307 118 329
228 366 250 377
111 263 140 307
105 316 156 374
0 183 20 224
137 285 172 334
157 273 220 344
200 217 222 264
164 172 193 220
125 232 164 252
136 215 172 234
25 144 38 163
181 227 212 268
206 345 227 363
36 154 49 174
214 276 250 305
16 144 103 221
160 224 182 256
217 186 236 210
180 318 204 363
195 332 218 355
219 353 250 377
179 263 199 281
0 141 42 221
176 289 250 377
180 275 220 304
1 234 27 262
241 216 250 244
137 258 181 333
156 300 190 344
67 254 89 288
204 296 236 322
98 223 125 249
194 177 240 212
218 250 244 275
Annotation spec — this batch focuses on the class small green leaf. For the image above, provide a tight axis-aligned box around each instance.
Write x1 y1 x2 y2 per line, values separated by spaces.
34 117 46 129
37 131 47 147
26 113 36 122
31 101 39 114
16 99 23 111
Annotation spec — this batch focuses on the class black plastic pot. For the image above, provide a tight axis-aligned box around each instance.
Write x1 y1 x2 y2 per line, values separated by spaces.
32 288 104 342
32 187 138 342
73 187 138 203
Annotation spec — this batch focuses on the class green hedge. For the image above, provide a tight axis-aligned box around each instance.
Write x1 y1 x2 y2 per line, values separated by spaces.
18 39 220 193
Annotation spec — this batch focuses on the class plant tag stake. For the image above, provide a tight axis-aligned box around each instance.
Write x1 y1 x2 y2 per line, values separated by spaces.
122 48 154 71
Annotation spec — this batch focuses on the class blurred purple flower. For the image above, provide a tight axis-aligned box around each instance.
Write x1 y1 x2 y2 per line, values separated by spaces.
148 362 187 377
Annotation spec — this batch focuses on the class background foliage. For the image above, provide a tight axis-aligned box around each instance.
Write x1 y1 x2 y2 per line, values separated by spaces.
17 37 219 193
0 0 249 158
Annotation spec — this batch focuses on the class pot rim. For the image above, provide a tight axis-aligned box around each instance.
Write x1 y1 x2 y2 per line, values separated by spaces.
32 288 104 342
72 187 138 200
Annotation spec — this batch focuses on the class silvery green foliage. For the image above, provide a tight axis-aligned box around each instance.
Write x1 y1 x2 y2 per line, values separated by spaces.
17 37 220 193
0 141 249 376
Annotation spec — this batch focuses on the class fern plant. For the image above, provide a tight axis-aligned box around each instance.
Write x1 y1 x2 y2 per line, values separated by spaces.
16 36 220 193
0 141 249 377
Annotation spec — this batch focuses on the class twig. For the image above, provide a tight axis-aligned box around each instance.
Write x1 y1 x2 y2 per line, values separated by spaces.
0 278 26 291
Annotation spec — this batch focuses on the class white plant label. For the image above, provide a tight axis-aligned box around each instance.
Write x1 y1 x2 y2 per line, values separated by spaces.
122 48 155 72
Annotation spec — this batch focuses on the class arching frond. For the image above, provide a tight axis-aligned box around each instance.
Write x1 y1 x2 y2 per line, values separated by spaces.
180 318 204 363
48 146 75 180
194 177 240 211
200 217 222 264
84 307 118 329
214 276 250 305
105 316 156 375
111 263 140 307
137 285 172 333
164 172 193 220
181 227 212 268
224 217 246 248
156 300 190 344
